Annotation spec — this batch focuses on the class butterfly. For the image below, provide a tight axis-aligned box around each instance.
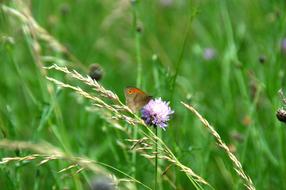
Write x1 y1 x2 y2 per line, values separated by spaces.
124 87 152 112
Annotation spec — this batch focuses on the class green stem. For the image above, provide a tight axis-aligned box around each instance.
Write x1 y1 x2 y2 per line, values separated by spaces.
135 18 142 87
131 0 142 179
155 127 158 190
169 8 198 103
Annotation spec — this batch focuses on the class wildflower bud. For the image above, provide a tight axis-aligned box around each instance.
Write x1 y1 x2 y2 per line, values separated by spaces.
89 64 103 81
258 55 266 64
59 3 70 16
276 108 286 123
136 23 144 33
136 26 142 33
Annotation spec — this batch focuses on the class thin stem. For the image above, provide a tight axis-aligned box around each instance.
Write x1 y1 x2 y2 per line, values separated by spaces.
131 0 142 179
155 127 158 190
182 102 255 190
169 7 198 103
134 19 142 87
45 64 209 188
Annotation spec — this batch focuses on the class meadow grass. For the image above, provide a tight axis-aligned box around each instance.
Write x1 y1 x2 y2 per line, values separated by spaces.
1 0 286 189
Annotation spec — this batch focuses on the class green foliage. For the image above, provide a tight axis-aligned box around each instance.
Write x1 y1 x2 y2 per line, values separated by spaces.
1 0 286 189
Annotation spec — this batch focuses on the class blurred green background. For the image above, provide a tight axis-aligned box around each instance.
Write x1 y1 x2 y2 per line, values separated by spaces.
1 0 286 189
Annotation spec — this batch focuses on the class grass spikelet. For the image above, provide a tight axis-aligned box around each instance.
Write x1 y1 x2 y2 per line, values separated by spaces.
1 3 85 70
2 0 275 188
181 102 256 190
0 139 151 189
44 64 210 188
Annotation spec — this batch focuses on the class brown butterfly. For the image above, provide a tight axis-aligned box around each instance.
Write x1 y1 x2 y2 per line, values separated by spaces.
124 87 152 112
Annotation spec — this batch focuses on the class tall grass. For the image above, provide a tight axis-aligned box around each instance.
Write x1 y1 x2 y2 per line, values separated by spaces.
1 0 286 189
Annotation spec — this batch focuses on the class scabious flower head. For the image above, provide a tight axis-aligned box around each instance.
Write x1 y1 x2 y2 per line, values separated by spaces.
141 98 174 130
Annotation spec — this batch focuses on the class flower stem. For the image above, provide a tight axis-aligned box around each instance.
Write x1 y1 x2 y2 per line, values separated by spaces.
131 0 142 179
155 127 158 190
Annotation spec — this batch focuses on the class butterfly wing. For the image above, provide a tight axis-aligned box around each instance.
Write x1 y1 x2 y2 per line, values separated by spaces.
124 87 137 112
134 94 152 111
124 87 152 112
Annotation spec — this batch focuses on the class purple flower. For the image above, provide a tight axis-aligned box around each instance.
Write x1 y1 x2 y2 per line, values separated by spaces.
281 38 286 55
159 0 173 7
203 48 216 60
141 98 174 130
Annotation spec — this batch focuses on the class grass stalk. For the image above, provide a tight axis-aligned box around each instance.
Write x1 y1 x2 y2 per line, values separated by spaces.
45 64 208 189
0 139 152 190
154 127 158 190
169 7 198 102
181 102 256 190
131 0 142 180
